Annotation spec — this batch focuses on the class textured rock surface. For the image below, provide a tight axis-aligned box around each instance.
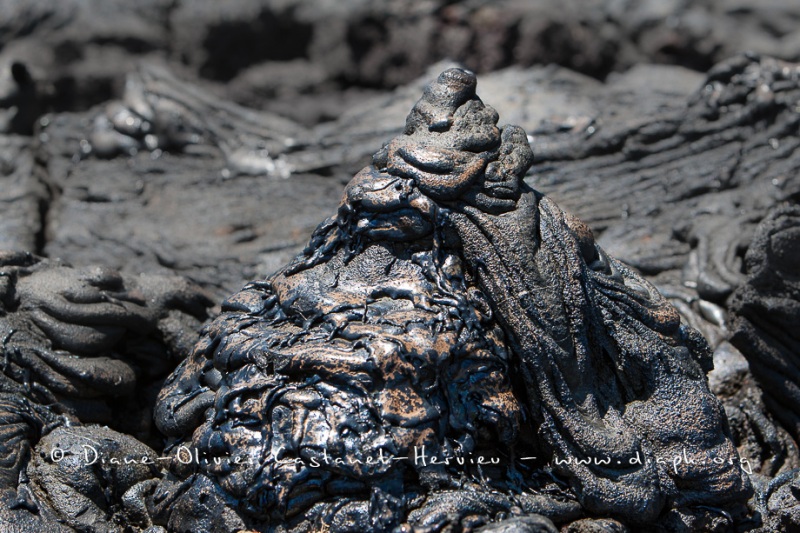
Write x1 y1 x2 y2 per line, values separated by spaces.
4 0 800 127
0 251 212 531
1 3 800 531
150 69 751 531
1 56 799 531
730 206 800 443
0 251 211 434
0 135 44 251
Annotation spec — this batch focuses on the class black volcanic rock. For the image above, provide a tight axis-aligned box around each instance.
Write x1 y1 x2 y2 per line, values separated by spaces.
730 206 800 443
0 251 212 531
149 68 751 531
0 4 799 527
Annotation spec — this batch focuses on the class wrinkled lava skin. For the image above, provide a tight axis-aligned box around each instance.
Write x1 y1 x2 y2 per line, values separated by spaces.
0 250 212 532
153 68 751 531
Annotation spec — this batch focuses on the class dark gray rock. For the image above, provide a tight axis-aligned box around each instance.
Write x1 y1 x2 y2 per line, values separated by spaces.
729 206 800 444
37 96 344 300
28 426 161 532
0 135 46 252
149 68 751 531
529 54 800 269
0 249 212 531
4 0 800 128
0 62 44 135
0 5 799 528
563 517 628 533
0 251 211 441
0 0 172 112
475 514 559 533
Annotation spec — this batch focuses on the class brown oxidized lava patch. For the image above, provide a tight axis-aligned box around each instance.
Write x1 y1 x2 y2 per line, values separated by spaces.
154 68 751 531
157 236 522 523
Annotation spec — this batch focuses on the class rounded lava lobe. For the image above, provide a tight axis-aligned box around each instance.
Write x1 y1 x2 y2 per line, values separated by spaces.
451 99 501 152
385 141 494 201
381 67 511 205
342 167 415 214
406 68 478 134
340 166 434 242
404 68 498 152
